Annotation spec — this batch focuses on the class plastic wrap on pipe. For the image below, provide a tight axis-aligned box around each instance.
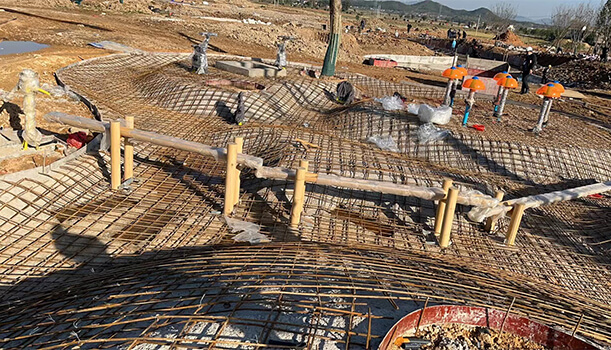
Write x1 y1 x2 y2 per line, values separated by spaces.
504 181 611 209
44 112 264 168
45 112 107 132
468 181 611 221
255 166 294 180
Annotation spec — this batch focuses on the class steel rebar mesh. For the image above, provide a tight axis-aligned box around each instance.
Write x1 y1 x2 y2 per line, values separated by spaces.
0 53 609 349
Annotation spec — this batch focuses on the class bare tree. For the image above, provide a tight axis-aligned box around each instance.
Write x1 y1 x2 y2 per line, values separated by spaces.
597 0 611 47
550 5 573 49
569 3 596 54
550 3 596 53
492 2 517 33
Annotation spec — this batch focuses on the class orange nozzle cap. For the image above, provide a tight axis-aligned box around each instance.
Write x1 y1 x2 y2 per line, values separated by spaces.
463 76 486 91
497 75 518 89
443 66 464 80
493 71 510 81
456 64 468 76
552 81 565 93
536 83 563 98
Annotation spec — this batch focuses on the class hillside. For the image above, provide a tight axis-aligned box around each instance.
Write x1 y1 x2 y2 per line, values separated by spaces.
350 0 523 25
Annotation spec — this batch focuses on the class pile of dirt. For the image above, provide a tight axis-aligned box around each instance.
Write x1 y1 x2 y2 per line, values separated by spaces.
495 30 525 47
549 60 611 90
416 324 547 350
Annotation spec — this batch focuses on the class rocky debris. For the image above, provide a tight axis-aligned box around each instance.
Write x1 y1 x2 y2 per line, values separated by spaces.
548 60 611 90
416 324 547 350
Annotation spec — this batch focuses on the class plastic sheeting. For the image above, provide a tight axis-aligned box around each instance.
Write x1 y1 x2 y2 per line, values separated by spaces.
367 135 400 152
224 216 270 244
375 95 404 111
417 123 450 144
41 83 80 102
418 104 452 125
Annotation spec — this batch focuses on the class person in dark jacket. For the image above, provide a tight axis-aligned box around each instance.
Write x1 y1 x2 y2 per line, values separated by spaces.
521 47 537 94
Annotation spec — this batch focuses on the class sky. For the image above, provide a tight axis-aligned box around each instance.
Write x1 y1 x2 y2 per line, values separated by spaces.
433 0 601 19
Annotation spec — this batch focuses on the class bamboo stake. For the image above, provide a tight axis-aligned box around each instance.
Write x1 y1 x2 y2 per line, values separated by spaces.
434 179 453 236
439 187 459 248
505 203 525 246
233 137 243 207
484 191 504 232
290 167 307 227
124 116 134 181
224 143 238 216
110 120 121 190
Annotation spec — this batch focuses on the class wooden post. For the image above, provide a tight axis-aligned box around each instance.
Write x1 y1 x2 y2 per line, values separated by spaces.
224 143 238 216
505 203 525 246
434 179 453 236
290 167 307 227
439 187 459 248
299 159 309 172
233 137 244 206
110 120 121 190
124 116 134 181
484 190 505 232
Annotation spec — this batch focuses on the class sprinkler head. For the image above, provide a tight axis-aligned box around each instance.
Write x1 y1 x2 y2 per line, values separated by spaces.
442 66 464 80
455 64 468 76
493 71 510 81
536 83 563 99
497 75 518 89
463 76 486 91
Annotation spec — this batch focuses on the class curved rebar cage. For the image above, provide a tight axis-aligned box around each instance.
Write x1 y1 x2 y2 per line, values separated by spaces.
0 53 609 349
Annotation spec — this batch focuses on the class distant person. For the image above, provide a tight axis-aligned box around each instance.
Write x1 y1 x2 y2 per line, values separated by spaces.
541 65 552 84
447 28 452 39
451 39 457 53
462 30 467 39
359 19 366 32
407 23 412 33
602 46 609 62
521 47 537 94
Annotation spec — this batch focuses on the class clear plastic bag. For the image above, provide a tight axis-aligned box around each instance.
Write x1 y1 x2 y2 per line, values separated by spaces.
418 104 452 124
374 95 404 111
417 123 450 144
224 216 270 244
367 135 400 152
407 103 420 115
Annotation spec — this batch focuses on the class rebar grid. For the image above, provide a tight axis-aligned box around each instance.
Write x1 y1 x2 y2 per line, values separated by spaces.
0 53 609 348
0 243 609 350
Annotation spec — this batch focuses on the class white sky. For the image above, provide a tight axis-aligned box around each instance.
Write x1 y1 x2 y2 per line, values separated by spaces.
434 0 602 19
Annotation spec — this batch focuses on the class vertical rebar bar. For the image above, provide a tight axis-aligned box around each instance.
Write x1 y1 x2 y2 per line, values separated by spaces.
124 116 134 181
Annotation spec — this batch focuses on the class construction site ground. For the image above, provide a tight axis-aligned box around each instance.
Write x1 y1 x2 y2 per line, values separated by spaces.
0 1 610 350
